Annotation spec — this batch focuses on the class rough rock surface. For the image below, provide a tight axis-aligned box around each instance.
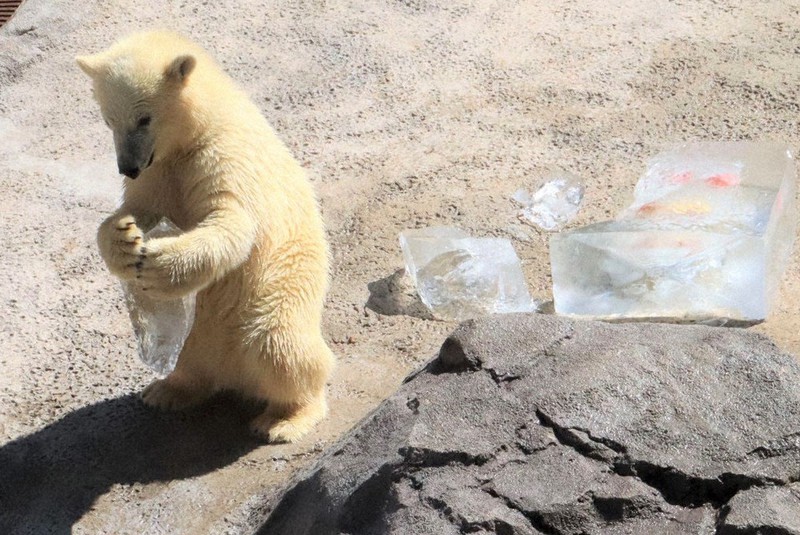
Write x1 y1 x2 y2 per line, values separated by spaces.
720 484 800 535
256 314 800 534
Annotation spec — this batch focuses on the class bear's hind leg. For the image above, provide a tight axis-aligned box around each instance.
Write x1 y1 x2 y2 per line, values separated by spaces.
248 328 334 443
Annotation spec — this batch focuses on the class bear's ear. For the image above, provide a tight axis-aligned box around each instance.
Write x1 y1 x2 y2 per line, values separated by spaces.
165 54 196 84
75 54 103 77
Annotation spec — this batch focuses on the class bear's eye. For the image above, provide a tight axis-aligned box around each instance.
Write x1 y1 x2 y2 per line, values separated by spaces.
137 116 152 128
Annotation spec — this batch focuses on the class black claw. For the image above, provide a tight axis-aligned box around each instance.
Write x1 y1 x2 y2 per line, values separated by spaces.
135 261 143 269
140 247 148 255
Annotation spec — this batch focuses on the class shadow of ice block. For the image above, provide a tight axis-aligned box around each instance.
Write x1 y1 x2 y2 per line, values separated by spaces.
400 227 538 321
551 142 797 321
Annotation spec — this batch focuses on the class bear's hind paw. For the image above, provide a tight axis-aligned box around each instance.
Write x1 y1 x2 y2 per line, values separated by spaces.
250 401 326 443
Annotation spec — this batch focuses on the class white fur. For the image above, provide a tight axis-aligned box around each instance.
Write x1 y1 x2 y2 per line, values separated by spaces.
77 30 334 443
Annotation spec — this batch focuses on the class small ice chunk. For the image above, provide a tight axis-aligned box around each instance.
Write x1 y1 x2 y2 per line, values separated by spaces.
122 219 196 375
514 173 585 231
399 227 538 321
511 188 533 206
551 142 797 322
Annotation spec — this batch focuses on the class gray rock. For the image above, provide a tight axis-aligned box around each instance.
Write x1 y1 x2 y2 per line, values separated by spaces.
719 483 800 534
255 314 800 534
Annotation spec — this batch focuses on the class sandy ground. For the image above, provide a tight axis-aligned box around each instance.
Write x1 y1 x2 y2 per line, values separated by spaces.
1 0 799 532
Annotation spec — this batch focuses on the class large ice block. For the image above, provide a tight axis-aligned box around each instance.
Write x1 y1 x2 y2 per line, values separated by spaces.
551 142 797 321
122 220 196 375
400 227 538 321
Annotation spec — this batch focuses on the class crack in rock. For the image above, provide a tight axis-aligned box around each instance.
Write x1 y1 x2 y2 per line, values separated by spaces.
536 408 785 509
480 468 712 535
423 495 493 534
535 409 626 464
487 368 521 386
619 462 782 509
746 431 800 460
336 444 498 529
715 483 800 534
589 492 667 523
514 423 559 455
480 486 562 535
399 446 492 470
540 331 574 358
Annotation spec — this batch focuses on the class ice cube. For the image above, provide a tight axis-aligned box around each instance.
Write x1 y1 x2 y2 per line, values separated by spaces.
400 227 538 321
121 219 196 375
551 142 797 322
514 173 585 231
400 226 469 286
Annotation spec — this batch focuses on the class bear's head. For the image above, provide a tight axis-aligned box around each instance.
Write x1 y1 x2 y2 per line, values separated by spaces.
76 31 200 180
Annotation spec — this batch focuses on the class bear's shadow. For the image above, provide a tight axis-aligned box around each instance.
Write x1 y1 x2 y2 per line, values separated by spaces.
0 392 265 534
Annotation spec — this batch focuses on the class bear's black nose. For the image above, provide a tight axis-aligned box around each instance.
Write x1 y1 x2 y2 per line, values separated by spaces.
119 166 140 179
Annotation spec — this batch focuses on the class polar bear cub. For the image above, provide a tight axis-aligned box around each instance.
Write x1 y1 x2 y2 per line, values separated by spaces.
76 30 334 443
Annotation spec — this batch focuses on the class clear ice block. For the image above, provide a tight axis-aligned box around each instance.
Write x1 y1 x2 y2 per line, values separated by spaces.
513 172 585 231
122 219 196 375
551 142 797 321
400 227 538 321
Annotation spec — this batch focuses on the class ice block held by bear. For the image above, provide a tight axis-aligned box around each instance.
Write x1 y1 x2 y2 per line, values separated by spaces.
400 227 538 321
122 219 196 375
551 142 797 322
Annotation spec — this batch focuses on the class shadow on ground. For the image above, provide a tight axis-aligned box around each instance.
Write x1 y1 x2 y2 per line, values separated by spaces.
0 392 264 534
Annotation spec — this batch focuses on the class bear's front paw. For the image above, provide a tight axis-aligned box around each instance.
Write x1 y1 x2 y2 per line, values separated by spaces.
131 237 194 300
98 215 147 280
